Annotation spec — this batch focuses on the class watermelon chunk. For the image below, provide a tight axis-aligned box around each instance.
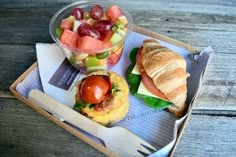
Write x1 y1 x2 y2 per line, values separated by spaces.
101 30 113 42
106 5 122 22
101 30 113 47
107 52 120 66
77 36 103 54
60 16 74 30
60 29 79 49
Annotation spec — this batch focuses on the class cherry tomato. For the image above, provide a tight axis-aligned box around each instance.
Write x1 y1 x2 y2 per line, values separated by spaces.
136 48 169 101
80 75 109 103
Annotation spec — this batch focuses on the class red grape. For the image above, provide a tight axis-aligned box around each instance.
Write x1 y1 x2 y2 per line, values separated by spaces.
94 20 112 32
77 23 101 39
90 5 103 19
72 8 83 20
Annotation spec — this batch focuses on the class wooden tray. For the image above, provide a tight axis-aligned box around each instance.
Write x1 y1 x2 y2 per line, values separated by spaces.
10 25 200 157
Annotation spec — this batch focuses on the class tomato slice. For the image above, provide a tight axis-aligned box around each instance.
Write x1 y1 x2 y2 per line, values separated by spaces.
136 48 169 101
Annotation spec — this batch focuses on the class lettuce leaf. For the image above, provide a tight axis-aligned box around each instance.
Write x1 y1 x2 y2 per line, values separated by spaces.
125 63 141 85
126 48 171 109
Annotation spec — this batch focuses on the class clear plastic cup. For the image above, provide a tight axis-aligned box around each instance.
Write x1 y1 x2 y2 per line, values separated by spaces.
49 0 133 74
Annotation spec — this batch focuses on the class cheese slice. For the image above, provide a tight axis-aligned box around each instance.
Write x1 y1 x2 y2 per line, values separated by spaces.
131 63 161 98
137 81 159 98
131 63 140 75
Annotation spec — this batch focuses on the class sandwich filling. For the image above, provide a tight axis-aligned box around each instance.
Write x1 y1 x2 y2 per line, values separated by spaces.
126 39 188 117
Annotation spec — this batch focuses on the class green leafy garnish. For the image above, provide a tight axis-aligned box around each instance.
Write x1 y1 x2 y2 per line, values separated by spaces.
125 48 171 109
73 99 89 111
89 104 95 109
73 102 86 112
112 83 121 94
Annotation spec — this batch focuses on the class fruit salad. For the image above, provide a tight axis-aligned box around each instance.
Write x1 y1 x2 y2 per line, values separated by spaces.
54 3 131 73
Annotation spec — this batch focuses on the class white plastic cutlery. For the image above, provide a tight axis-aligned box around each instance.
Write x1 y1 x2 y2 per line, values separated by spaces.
28 89 156 157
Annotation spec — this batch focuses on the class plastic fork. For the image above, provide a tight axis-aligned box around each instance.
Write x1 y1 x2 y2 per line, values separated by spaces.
28 89 156 157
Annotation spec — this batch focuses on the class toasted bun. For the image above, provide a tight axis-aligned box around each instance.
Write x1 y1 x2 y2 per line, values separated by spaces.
76 71 129 126
141 39 187 117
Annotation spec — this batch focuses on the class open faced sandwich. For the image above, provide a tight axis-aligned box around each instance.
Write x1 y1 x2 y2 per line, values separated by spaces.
126 39 188 117
74 71 129 126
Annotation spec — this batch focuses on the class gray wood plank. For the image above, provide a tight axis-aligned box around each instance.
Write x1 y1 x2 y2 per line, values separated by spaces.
0 98 106 157
0 1 236 54
174 114 236 157
193 53 236 112
0 8 56 44
0 44 36 91
130 11 236 53
1 0 236 15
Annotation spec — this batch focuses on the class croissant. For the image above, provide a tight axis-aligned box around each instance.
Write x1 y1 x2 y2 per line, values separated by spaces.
141 39 188 117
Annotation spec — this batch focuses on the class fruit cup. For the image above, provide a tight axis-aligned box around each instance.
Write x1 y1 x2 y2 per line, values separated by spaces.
49 0 133 74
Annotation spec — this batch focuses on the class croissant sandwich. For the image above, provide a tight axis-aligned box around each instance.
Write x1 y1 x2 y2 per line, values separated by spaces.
126 39 188 117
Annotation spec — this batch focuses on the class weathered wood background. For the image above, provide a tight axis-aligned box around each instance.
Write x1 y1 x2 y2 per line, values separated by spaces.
0 0 235 156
